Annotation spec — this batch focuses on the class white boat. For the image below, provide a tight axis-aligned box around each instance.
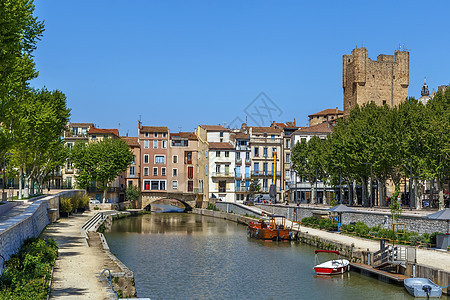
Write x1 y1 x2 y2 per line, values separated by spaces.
404 278 442 298
313 250 350 275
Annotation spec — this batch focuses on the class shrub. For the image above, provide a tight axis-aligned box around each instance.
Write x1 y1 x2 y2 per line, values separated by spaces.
78 194 90 209
59 197 73 216
301 216 319 227
354 221 370 237
70 196 79 212
125 185 140 201
0 238 58 299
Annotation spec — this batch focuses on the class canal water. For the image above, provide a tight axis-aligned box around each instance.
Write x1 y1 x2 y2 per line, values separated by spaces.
104 213 441 300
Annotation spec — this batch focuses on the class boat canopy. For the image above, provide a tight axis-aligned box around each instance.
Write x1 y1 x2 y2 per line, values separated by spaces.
315 250 340 255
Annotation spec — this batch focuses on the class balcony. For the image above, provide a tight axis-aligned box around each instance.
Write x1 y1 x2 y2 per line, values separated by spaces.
236 145 250 151
236 187 249 192
211 172 235 178
236 157 242 163
245 158 251 165
251 171 281 177
235 173 243 179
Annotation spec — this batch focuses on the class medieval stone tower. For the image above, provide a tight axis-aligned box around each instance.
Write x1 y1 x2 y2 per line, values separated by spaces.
343 47 409 115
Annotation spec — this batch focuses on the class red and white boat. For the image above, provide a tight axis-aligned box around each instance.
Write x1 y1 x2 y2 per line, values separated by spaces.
313 250 350 275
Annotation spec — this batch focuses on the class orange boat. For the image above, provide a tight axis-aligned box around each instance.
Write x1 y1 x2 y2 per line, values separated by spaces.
248 215 292 241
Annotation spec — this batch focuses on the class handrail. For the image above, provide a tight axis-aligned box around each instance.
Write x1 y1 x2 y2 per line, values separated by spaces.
101 268 119 299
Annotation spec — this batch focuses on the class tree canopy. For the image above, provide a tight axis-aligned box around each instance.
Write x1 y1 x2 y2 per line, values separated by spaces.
71 138 134 200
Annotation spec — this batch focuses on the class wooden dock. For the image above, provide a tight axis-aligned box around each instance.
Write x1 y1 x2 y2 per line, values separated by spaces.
350 262 409 283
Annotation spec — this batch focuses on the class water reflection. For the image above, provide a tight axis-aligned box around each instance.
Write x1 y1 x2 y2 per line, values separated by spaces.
105 213 447 300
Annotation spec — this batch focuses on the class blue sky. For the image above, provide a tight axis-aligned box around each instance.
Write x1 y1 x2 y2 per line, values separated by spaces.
31 0 450 136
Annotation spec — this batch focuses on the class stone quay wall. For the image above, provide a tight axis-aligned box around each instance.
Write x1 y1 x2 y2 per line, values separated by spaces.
0 190 84 269
256 204 448 234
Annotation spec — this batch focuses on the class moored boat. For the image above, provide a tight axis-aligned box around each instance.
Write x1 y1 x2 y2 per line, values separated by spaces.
248 215 291 241
404 278 442 298
313 250 350 275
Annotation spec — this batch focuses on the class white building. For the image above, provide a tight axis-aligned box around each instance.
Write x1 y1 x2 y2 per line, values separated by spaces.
208 142 236 202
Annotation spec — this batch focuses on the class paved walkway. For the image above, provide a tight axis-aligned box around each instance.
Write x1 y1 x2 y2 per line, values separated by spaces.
43 211 114 300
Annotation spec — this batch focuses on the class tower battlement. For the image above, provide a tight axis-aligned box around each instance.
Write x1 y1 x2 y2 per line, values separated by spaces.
343 47 409 115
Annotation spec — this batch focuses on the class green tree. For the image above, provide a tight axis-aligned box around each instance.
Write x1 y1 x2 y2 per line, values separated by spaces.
10 88 70 197
71 138 134 200
125 185 140 201
0 0 44 157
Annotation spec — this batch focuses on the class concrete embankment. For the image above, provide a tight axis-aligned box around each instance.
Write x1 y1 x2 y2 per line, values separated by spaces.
192 205 450 295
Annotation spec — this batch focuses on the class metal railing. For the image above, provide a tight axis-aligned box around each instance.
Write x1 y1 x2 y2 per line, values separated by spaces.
211 172 235 177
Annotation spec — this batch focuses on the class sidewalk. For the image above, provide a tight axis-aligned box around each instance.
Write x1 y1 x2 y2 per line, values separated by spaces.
43 211 115 300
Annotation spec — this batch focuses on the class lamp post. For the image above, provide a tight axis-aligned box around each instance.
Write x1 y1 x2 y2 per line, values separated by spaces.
363 163 373 207
333 166 342 204
403 159 413 211
2 153 13 200
314 169 318 204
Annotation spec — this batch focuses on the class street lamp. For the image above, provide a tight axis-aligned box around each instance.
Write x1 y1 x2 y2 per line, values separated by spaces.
333 166 342 205
403 159 413 211
2 153 13 200
363 163 373 208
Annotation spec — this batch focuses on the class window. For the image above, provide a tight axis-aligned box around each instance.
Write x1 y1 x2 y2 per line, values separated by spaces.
236 180 241 189
220 132 224 137
144 167 149 176
286 140 291 148
272 147 276 153
144 180 150 190
91 135 97 140
236 152 241 160
216 164 221 173
144 154 149 164
186 152 192 164
66 143 73 149
216 151 220 157
254 147 259 157
144 140 149 148
225 151 229 157
263 147 268 157
172 139 188 147
130 166 135 176
285 170 290 178
173 168 178 177
162 140 167 149
245 152 250 160
159 181 165 190
151 180 159 190
205 150 208 158
153 167 158 176
155 155 165 164
153 140 158 149
162 167 166 176
219 181 226 192
154 132 158 138
220 138 223 142
172 180 178 189
145 132 149 137
66 161 73 170
131 155 136 165
236 166 241 177
263 163 268 175
382 100 387 105
128 180 133 187
187 180 193 192
271 135 275 139
173 155 178 163
188 166 193 179
163 133 167 138
225 165 230 175
245 166 250 178
286 153 290 163
254 163 259 174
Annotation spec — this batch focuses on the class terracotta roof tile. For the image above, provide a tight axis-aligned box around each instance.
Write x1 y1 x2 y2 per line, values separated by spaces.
200 125 229 131
249 126 282 134
209 142 234 150
121 136 140 146
140 126 169 133
88 127 119 136
170 132 197 140
308 108 343 117
232 132 249 139
294 122 334 134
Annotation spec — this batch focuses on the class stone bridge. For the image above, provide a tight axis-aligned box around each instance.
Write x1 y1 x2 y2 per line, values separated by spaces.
140 192 201 211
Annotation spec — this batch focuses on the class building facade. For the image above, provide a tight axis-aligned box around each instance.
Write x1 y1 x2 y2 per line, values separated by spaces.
138 123 169 192
208 142 235 202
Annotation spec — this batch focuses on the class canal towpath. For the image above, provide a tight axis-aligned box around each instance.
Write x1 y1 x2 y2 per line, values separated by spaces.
43 211 116 300
236 204 450 272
